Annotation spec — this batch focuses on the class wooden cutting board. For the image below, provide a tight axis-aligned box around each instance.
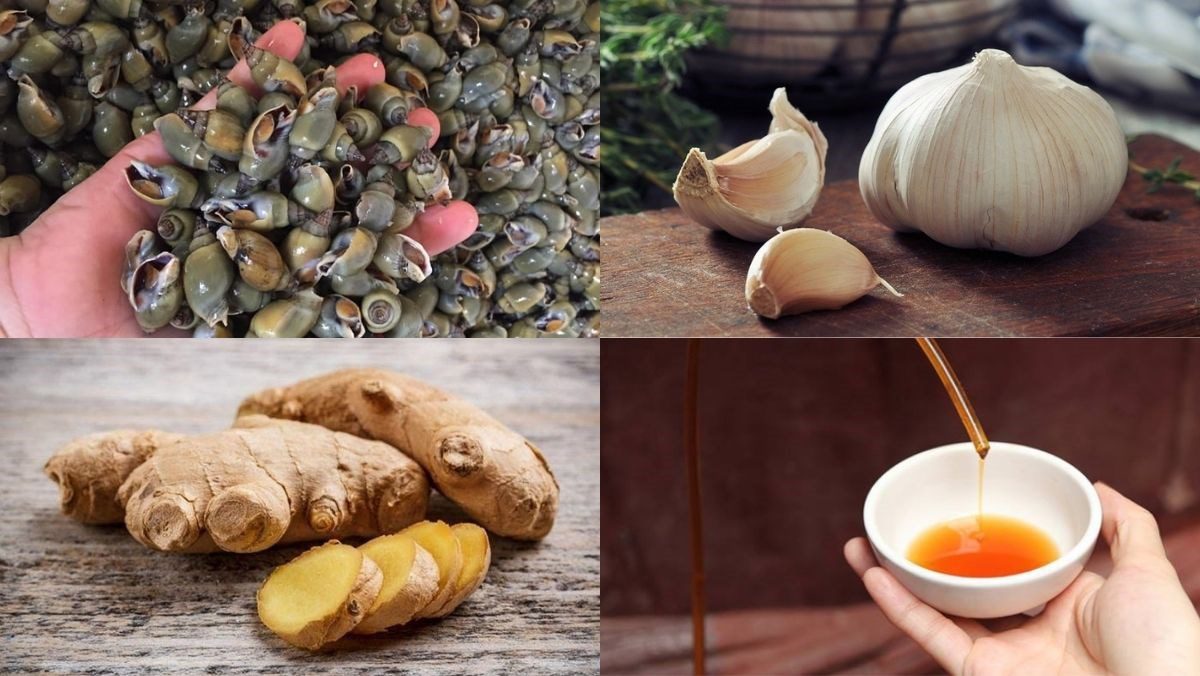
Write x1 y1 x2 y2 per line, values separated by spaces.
602 134 1200 337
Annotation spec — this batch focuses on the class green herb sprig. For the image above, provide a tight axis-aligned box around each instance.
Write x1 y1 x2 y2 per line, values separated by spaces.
601 0 728 215
1131 157 1200 202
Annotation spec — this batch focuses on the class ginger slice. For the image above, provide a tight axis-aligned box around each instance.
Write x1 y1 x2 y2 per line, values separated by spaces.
428 523 491 618
353 533 440 634
400 520 464 618
257 541 382 650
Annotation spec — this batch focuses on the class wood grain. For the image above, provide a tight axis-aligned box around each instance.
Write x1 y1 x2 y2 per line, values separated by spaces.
602 134 1200 337
0 341 599 674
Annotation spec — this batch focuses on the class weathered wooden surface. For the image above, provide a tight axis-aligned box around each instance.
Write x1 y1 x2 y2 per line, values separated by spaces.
0 341 599 674
603 134 1200 337
601 520 1200 674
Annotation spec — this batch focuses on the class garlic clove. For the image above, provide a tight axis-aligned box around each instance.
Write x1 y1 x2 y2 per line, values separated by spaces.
674 129 822 242
768 87 827 178
745 228 902 318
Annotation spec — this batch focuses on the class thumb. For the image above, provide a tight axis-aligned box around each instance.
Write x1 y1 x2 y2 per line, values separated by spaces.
25 19 309 241
21 131 173 250
1095 482 1169 567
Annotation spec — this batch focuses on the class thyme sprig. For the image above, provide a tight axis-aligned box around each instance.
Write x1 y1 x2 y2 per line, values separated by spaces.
1130 157 1200 202
600 0 728 215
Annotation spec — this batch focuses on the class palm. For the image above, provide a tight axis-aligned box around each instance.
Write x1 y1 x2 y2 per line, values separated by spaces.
961 573 1106 675
966 561 1192 674
6 138 173 337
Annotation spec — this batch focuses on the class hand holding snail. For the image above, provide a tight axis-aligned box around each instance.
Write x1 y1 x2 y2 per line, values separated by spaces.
0 21 480 338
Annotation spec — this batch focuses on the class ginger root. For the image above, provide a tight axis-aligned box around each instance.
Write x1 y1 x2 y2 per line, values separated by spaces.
238 369 559 540
257 541 383 650
43 429 184 524
46 417 430 553
353 533 440 634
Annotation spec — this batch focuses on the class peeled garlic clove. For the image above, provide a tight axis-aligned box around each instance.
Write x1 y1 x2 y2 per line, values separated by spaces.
674 129 822 242
745 228 901 319
859 49 1128 257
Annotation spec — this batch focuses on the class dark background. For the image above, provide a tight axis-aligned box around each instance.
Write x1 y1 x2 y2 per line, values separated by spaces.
601 338 1200 615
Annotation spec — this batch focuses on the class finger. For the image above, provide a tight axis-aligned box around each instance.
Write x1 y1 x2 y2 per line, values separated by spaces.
847 538 991 641
408 107 441 147
844 537 877 578
1038 570 1105 639
42 132 174 227
406 201 479 255
193 20 306 110
329 53 386 99
861 567 973 673
1095 482 1168 567
1049 570 1105 614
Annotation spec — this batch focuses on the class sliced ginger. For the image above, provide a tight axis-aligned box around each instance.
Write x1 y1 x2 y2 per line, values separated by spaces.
400 520 464 617
428 523 492 618
353 533 440 634
258 521 493 648
257 541 382 651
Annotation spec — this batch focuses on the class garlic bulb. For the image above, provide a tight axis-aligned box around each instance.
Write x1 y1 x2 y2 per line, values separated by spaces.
674 89 827 242
745 228 901 318
859 49 1128 257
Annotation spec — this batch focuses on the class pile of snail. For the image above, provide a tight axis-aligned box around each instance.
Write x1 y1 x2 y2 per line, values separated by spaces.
0 0 599 337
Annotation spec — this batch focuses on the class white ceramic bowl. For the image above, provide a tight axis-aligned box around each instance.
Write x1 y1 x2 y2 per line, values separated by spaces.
863 441 1101 619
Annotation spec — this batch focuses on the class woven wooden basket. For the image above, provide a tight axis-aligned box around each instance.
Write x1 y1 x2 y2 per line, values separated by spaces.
688 0 1018 108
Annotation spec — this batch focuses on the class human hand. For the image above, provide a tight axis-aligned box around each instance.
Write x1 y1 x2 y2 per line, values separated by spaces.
844 483 1200 675
0 21 479 337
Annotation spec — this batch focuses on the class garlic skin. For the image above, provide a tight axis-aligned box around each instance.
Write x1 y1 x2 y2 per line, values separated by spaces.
859 49 1128 257
745 228 901 318
768 87 828 185
674 89 827 243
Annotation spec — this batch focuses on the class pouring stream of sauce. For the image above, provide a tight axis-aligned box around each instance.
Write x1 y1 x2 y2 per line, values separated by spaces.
684 339 705 676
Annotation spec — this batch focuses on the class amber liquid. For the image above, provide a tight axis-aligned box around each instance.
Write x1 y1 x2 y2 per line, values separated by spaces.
910 339 1060 577
684 339 705 676
908 514 1060 577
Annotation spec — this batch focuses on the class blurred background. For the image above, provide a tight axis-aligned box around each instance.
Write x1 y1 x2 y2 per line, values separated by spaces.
602 0 1200 214
600 338 1200 673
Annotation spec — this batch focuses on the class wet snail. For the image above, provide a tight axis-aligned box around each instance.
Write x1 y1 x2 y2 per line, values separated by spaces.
0 0 598 335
